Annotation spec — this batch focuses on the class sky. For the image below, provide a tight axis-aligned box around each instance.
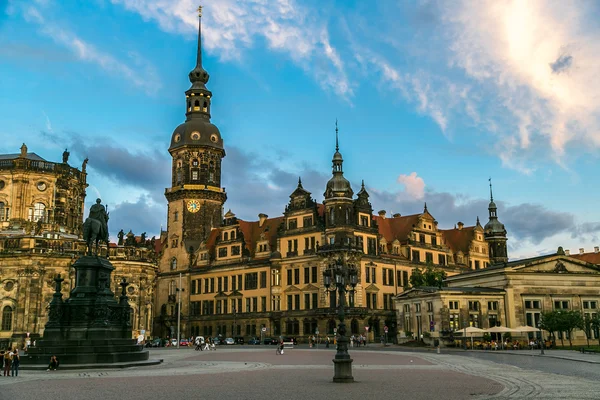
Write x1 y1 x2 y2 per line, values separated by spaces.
1 0 600 260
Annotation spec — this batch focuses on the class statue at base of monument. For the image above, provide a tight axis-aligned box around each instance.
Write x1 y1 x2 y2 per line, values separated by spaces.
83 198 109 256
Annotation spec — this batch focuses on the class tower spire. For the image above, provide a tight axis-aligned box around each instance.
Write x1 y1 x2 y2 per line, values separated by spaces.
489 177 493 202
335 118 339 152
196 5 203 68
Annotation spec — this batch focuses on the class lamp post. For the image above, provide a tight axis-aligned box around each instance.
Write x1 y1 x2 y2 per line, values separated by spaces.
232 304 237 338
318 241 361 383
176 272 184 349
538 321 545 355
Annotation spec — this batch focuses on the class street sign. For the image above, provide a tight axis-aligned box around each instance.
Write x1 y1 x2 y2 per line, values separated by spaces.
365 326 370 331
384 326 388 333
261 327 267 332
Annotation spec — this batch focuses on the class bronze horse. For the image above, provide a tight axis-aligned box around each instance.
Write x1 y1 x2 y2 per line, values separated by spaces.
83 217 108 256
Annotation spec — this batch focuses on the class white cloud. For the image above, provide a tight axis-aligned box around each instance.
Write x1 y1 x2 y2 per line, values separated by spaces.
396 172 425 200
439 0 600 167
111 0 352 98
20 3 161 94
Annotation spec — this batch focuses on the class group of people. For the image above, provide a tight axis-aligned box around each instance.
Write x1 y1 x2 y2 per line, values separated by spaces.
468 339 551 350
350 335 368 347
1 349 20 377
194 337 216 351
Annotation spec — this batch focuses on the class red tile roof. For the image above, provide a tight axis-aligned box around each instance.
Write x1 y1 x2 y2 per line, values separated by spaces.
373 213 421 243
238 216 284 256
571 252 600 265
440 227 475 254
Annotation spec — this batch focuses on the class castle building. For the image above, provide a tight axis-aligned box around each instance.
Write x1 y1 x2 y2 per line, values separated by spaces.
0 146 157 348
153 12 498 342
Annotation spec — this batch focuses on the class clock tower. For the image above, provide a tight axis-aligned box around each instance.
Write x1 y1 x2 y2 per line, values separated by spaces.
164 8 227 261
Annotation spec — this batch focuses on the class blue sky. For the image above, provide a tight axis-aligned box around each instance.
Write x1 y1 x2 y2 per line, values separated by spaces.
1 0 600 259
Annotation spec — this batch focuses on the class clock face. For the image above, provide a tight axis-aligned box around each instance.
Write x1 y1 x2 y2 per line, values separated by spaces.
187 200 200 213
37 181 47 191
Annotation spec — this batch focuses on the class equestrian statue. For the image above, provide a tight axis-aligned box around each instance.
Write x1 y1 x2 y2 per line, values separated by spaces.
83 198 109 256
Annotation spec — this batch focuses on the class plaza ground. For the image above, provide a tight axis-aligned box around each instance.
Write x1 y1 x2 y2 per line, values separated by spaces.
2 345 600 399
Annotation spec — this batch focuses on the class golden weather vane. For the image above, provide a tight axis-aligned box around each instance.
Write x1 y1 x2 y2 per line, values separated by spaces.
197 5 203 17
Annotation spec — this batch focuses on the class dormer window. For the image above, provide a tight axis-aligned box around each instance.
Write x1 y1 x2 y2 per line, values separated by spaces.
288 218 297 230
231 230 236 240
224 232 229 241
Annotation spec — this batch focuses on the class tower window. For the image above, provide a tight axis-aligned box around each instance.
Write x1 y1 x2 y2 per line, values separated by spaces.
192 159 199 167
202 101 208 112
170 258 177 270
194 100 200 111
187 101 191 112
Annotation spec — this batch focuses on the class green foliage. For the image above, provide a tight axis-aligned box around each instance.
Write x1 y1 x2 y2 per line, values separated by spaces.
409 262 447 289
404 330 413 338
541 310 584 348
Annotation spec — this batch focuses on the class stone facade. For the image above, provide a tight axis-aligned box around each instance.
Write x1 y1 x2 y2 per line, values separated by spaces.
0 146 158 349
154 13 496 343
396 249 600 345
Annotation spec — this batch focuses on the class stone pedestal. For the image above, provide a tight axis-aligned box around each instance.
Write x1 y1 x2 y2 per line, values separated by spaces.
22 255 155 368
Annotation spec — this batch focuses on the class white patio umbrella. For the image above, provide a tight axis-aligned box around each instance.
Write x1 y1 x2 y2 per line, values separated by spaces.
513 325 540 333
456 326 486 349
485 326 518 349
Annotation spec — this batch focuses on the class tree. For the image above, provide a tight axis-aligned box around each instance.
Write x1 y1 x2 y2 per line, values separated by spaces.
562 311 583 348
583 314 594 347
540 311 561 346
410 263 447 289
591 315 600 346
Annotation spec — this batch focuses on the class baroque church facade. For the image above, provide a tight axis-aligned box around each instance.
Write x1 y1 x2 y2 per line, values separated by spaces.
153 13 508 342
0 146 158 348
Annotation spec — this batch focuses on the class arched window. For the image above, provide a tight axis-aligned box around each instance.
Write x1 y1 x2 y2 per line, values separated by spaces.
0 202 4 222
351 318 359 335
208 161 215 183
329 208 334 225
231 231 236 240
187 101 191 112
170 258 177 270
176 169 182 185
32 202 45 222
192 159 199 167
202 101 208 112
327 319 336 335
194 100 200 110
1 306 13 331
223 232 229 241
345 208 349 223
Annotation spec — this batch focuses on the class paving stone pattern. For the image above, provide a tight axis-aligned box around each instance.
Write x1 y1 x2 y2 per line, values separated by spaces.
0 347 598 399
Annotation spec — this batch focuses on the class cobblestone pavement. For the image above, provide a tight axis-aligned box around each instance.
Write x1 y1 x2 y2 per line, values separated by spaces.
1 347 598 399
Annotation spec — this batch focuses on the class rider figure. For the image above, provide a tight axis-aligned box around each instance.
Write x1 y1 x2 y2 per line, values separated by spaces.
89 198 109 242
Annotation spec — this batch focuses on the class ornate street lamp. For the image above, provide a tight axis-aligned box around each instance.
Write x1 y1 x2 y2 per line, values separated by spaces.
318 240 361 383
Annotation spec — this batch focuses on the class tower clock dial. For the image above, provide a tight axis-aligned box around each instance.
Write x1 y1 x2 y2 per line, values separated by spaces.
187 200 200 213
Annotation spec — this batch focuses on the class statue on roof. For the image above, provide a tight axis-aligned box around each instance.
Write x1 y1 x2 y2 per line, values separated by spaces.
82 157 89 172
117 229 125 245
20 143 27 158
62 148 70 163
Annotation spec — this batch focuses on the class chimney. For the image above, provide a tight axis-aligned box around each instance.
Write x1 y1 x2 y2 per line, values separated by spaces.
579 248 585 255
565 249 570 256
393 213 401 218
457 222 464 230
258 213 268 227
378 210 386 219
595 246 599 253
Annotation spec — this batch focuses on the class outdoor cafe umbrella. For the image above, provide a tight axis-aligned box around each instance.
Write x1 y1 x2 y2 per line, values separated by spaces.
456 326 486 349
513 325 540 333
485 326 518 349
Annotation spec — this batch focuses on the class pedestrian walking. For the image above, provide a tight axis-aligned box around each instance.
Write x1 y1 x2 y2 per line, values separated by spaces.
3 350 13 376
326 336 330 348
11 349 19 377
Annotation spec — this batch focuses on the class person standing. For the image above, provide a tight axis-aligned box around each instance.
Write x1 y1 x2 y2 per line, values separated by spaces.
3 350 12 376
11 349 19 377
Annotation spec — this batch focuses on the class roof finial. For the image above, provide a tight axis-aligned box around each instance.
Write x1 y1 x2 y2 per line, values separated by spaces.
489 177 494 202
335 118 339 152
424 202 428 212
196 5 203 68
298 176 302 187
361 179 365 189
476 216 480 225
